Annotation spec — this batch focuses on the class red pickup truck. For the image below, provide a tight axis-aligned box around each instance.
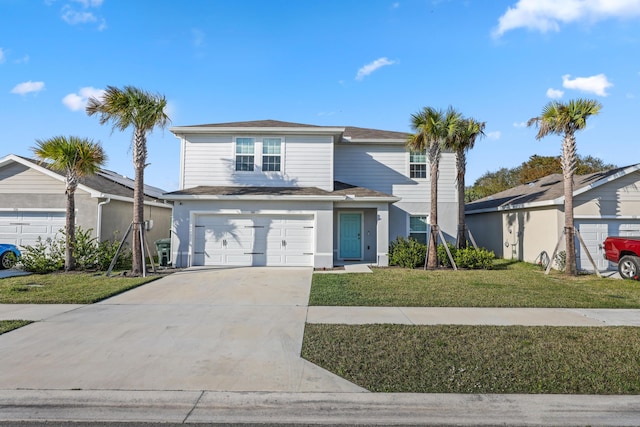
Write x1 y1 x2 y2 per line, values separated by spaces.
603 237 640 280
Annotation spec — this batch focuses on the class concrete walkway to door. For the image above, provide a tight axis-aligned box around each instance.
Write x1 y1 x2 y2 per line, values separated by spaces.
0 267 364 392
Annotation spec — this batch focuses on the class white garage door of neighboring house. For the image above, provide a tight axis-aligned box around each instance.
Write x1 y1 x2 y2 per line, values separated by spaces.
0 211 66 248
576 220 640 271
193 214 314 267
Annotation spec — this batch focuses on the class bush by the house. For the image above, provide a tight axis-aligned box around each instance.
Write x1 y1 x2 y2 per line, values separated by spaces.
389 237 427 269
19 237 65 274
19 227 132 273
438 242 495 270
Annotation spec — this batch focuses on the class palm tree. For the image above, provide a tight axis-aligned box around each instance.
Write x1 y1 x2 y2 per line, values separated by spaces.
407 106 462 268
527 99 602 276
447 117 485 249
32 136 106 271
86 85 170 275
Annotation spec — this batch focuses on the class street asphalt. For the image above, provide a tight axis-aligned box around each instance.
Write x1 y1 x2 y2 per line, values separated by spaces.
0 266 639 426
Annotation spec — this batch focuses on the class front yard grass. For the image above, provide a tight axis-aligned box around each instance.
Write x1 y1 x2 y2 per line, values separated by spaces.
302 324 640 394
0 272 159 304
310 261 640 308
0 320 32 335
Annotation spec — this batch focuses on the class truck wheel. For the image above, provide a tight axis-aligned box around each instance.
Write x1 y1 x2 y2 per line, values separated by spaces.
618 255 640 280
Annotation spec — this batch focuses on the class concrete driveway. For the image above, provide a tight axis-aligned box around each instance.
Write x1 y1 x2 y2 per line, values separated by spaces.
0 267 364 393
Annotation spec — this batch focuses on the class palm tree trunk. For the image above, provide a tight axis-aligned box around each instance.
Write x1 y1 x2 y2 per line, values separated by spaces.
456 149 467 249
65 188 76 271
562 134 578 276
427 145 440 269
131 128 147 275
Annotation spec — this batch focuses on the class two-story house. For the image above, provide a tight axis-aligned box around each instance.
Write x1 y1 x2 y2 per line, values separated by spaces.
166 120 457 269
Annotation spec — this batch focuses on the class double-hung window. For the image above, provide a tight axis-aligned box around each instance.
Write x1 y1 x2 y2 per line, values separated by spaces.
409 150 427 179
235 138 255 171
409 216 428 244
262 138 281 172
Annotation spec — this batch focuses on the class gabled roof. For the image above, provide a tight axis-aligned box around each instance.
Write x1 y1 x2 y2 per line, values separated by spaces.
170 119 409 143
164 181 399 202
0 154 170 206
466 164 640 214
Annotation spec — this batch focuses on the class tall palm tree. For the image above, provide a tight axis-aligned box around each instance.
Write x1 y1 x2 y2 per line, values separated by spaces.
407 106 462 268
447 117 485 249
527 99 602 276
86 85 170 275
32 136 106 271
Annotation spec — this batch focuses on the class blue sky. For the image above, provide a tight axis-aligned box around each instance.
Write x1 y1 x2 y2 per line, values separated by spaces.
2 0 640 191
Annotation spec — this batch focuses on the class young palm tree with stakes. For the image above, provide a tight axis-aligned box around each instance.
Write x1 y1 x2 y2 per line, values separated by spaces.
407 106 462 268
447 117 485 249
527 99 602 276
32 136 107 271
86 85 170 276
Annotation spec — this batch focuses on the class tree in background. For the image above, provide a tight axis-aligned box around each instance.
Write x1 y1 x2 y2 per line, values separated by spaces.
447 117 485 248
407 106 462 268
466 154 616 202
528 98 602 276
32 136 106 271
86 86 170 276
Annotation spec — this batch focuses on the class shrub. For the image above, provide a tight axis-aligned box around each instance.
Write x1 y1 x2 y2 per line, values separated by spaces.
20 236 64 273
96 233 132 271
437 243 495 270
389 237 427 269
19 227 132 273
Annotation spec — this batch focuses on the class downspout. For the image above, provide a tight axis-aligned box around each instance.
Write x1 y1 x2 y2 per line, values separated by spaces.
97 197 111 241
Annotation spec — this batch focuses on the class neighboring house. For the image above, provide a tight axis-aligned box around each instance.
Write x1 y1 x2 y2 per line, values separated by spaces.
0 154 172 251
465 164 640 271
166 120 458 269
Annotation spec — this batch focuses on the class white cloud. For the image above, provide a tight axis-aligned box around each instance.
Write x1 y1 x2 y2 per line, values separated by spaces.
546 87 564 99
15 54 29 64
11 81 45 95
61 0 106 29
513 121 527 128
391 2 400 8
493 0 640 38
487 131 502 140
62 86 105 111
355 57 395 81
0 48 5 64
62 5 97 24
562 73 613 96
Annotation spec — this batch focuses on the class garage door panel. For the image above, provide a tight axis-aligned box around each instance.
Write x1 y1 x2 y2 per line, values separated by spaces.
0 211 65 248
576 220 640 272
194 214 314 267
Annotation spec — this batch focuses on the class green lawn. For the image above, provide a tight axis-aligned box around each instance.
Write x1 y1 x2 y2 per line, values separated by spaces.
0 272 159 304
0 320 32 335
302 324 640 394
310 261 640 308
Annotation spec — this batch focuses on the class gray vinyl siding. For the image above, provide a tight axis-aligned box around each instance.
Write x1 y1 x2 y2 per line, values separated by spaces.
575 170 640 217
0 162 66 194
181 135 333 191
334 145 458 241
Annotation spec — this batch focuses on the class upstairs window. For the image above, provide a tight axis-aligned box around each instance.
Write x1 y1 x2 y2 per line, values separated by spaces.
410 150 427 179
409 216 428 244
235 138 255 171
262 138 281 172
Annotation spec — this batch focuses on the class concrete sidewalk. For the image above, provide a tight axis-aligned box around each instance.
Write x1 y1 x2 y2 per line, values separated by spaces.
307 306 640 326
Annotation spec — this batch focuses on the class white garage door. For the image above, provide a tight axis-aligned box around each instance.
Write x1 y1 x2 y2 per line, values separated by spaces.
0 211 66 248
576 220 640 271
193 214 314 267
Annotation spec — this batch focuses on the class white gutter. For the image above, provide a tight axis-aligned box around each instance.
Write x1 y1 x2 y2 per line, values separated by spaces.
170 126 346 136
96 198 111 241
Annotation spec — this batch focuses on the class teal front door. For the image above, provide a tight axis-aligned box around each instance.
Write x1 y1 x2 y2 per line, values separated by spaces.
339 212 362 260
